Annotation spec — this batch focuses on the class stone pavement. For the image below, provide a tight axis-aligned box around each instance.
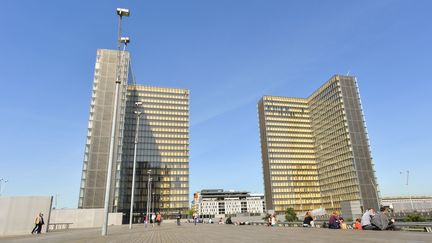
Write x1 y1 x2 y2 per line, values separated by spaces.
2 222 432 243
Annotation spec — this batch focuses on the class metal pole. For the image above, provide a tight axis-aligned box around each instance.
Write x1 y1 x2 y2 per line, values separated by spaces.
145 170 151 224
102 13 123 237
152 192 155 214
407 170 414 210
0 179 5 196
129 112 141 229
148 178 152 219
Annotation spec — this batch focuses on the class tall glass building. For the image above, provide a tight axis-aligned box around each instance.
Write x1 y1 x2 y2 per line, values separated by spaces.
119 85 190 220
258 75 379 214
79 49 189 221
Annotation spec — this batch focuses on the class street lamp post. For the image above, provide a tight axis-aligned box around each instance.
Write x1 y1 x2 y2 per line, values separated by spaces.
102 7 130 236
0 178 8 196
400 170 414 211
146 170 152 224
129 102 143 229
152 192 155 214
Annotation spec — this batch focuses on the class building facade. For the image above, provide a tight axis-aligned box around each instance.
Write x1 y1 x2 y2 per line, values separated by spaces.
79 49 131 210
118 85 190 220
196 189 265 217
79 49 189 221
258 75 379 214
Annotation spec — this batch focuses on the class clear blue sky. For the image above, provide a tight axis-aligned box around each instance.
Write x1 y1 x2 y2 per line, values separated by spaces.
1 0 431 208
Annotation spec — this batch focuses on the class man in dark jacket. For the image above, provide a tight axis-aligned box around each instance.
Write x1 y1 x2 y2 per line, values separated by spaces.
36 213 44 234
176 211 181 226
371 207 397 230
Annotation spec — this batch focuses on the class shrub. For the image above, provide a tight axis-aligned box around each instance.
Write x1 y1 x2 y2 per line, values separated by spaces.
405 212 426 222
285 208 297 222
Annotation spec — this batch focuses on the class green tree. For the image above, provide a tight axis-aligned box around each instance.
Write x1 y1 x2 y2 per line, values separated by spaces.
405 212 426 222
285 208 297 222
186 207 197 217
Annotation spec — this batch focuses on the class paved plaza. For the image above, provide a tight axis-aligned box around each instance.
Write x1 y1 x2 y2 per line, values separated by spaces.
2 223 432 243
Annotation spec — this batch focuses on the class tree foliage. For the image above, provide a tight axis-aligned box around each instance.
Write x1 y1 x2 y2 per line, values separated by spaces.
285 208 297 222
186 207 197 217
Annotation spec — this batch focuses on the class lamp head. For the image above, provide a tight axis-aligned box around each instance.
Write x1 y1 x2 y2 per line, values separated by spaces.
120 37 130 45
116 8 130 17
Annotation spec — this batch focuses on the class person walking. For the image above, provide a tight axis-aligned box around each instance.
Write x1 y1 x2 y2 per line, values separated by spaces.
31 212 44 234
144 214 148 228
31 213 41 234
151 212 156 227
156 212 162 226
193 213 197 226
37 213 45 234
176 211 182 226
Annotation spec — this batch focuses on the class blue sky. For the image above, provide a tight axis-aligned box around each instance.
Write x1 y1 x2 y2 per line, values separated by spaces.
1 0 431 208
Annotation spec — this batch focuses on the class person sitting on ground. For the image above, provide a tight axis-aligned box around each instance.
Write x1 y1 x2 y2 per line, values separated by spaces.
339 217 348 229
225 216 233 224
271 214 277 227
218 217 223 224
303 211 315 227
353 218 362 230
361 208 378 230
371 207 397 231
328 211 341 229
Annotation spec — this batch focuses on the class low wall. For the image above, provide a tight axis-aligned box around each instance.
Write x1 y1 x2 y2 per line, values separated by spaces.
50 208 122 229
0 196 53 236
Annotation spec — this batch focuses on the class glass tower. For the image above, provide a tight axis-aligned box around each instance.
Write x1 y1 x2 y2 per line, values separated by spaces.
258 75 379 214
79 49 190 221
119 85 190 221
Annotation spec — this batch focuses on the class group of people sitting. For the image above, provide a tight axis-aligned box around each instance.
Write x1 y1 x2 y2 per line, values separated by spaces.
360 207 397 230
301 206 397 230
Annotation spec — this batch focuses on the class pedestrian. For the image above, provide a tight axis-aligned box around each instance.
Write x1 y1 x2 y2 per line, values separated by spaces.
32 212 44 234
176 211 181 226
361 208 378 230
156 212 162 226
226 216 233 224
303 211 315 227
328 211 341 229
353 218 362 230
151 212 156 227
31 213 41 234
371 207 398 231
144 214 148 227
193 213 198 226
271 214 277 227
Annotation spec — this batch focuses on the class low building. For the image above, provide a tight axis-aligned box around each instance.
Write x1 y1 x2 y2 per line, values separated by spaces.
195 189 265 217
381 196 432 213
